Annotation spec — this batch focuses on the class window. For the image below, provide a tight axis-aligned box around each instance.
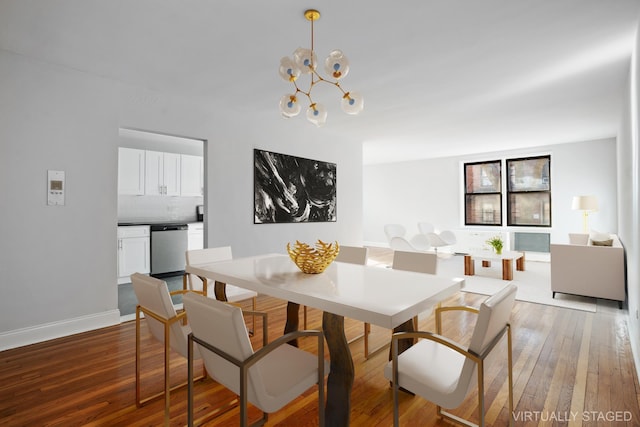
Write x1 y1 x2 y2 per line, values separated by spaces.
464 160 502 226
463 155 552 227
506 155 551 226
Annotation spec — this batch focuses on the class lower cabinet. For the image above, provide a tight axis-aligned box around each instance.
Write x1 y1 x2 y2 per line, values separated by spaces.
188 222 204 251
117 226 150 284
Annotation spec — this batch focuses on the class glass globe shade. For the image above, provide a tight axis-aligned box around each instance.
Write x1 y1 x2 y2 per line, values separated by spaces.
341 91 364 115
324 50 350 79
306 103 327 127
279 57 301 82
279 94 301 118
293 48 317 73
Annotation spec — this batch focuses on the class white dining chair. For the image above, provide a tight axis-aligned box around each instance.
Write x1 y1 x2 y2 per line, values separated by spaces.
185 246 258 332
364 250 438 359
303 245 369 330
384 284 517 427
336 246 369 346
131 273 205 426
184 292 328 427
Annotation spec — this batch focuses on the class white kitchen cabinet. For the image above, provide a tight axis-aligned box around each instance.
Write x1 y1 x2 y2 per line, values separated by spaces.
118 148 145 195
145 150 181 196
180 154 204 197
117 226 150 284
187 222 204 250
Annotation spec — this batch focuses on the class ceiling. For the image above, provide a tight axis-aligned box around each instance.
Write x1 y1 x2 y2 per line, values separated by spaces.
1 0 639 164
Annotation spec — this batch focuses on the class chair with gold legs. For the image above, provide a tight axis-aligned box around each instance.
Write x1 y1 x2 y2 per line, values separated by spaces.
132 273 220 426
184 246 258 334
184 292 328 427
364 250 438 359
384 284 517 427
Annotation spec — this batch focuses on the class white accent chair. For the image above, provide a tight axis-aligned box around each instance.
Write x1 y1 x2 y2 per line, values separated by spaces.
384 224 407 243
426 230 457 253
185 247 258 332
131 273 204 426
384 284 517 427
417 222 435 234
364 250 438 359
184 292 328 427
390 236 430 252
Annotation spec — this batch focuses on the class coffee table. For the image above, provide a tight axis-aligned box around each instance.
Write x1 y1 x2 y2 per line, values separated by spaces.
464 250 525 280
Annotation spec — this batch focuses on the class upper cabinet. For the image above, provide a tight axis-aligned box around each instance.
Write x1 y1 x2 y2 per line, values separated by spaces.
145 150 181 196
118 147 203 197
118 148 145 195
180 154 204 197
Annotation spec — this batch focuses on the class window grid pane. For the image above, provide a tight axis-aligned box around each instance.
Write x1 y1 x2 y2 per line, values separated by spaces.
506 155 551 227
464 160 502 226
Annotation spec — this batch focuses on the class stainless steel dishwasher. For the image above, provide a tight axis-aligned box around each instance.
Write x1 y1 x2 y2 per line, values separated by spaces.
150 224 188 276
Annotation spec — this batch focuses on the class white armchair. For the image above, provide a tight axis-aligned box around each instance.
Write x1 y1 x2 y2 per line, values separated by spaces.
364 250 438 359
131 273 205 426
184 293 328 427
426 230 457 253
185 246 258 332
384 284 517 427
384 224 407 243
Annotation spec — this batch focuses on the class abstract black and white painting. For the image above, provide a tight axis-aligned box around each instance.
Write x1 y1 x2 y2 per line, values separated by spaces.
254 149 337 223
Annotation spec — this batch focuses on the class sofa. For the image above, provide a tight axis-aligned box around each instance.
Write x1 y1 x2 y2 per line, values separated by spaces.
550 233 625 308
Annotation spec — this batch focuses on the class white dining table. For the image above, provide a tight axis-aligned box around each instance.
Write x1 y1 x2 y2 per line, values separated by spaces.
186 253 464 426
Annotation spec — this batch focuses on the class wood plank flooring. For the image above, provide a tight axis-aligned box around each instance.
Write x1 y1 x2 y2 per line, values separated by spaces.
1 249 639 426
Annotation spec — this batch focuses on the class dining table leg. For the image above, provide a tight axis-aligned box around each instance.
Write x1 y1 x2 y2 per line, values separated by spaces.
213 280 228 301
322 311 354 426
284 301 301 347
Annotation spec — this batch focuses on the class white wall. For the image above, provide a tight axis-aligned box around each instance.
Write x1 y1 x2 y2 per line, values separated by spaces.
618 24 640 381
0 51 120 346
0 49 363 350
363 139 618 247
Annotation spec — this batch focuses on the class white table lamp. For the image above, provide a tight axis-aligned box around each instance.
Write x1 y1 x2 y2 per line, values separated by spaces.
571 195 598 233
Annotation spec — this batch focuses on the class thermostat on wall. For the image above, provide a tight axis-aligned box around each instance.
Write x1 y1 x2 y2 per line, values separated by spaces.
47 170 65 206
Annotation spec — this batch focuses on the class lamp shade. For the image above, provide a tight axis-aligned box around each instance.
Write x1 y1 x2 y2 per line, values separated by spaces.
571 195 598 211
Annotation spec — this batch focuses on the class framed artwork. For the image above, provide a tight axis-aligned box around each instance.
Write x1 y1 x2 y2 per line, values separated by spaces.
254 149 337 223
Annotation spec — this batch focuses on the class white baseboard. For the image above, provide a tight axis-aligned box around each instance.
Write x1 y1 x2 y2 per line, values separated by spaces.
0 309 121 352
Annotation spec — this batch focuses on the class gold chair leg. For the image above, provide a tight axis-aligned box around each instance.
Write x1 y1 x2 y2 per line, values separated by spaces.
363 322 390 359
135 306 142 407
163 322 171 426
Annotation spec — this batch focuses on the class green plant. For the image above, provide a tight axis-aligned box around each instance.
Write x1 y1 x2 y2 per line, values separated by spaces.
486 236 504 254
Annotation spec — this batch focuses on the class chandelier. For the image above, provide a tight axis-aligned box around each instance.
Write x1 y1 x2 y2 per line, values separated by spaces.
278 9 364 127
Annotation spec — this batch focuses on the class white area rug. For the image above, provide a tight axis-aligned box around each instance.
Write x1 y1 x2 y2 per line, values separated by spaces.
435 254 597 312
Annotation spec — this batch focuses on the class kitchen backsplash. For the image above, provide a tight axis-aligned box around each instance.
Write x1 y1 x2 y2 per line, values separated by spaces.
118 195 203 223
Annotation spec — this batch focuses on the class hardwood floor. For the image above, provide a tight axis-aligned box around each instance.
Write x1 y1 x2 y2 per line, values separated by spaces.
1 250 639 426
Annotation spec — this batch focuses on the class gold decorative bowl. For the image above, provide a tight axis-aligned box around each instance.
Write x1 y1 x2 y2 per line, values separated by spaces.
287 240 340 274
